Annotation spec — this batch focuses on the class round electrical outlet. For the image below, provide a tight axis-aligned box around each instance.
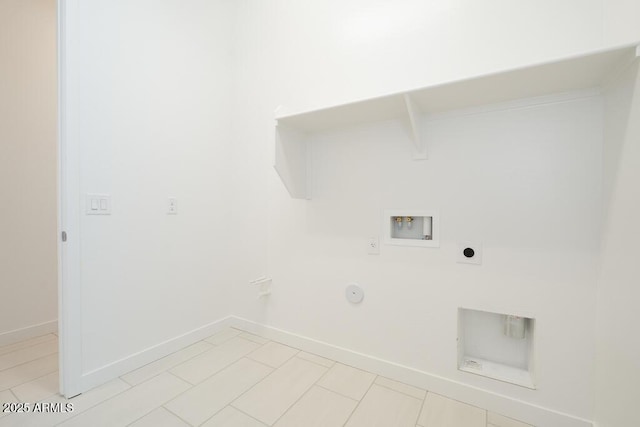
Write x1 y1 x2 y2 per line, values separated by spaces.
463 247 475 258
345 283 364 304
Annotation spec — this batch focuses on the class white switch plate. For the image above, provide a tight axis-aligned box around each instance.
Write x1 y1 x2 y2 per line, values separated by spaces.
86 194 111 215
367 237 380 255
457 241 482 265
168 198 178 215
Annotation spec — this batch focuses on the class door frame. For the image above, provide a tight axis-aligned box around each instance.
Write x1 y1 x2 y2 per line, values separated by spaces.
57 0 83 398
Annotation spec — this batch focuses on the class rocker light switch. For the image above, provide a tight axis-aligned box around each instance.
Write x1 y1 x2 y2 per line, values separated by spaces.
86 194 111 215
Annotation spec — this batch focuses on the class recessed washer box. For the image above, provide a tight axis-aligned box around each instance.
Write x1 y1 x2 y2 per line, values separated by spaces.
383 210 439 248
458 307 536 389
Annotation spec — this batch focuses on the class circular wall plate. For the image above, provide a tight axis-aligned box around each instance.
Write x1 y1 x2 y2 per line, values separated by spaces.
345 283 364 304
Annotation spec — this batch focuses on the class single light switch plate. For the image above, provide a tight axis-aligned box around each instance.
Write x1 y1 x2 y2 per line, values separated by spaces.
367 237 380 255
457 241 482 265
86 194 111 215
168 198 178 215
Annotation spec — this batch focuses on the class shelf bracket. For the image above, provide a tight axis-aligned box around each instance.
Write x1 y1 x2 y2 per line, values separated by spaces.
403 93 427 160
274 123 311 200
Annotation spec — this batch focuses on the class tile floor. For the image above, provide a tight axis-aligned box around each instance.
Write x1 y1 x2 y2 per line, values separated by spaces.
0 328 534 427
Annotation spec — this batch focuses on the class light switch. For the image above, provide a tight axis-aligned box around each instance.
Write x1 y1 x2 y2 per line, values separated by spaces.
86 194 111 215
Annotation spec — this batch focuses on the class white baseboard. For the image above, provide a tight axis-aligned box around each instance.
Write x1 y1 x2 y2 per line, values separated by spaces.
228 316 594 427
0 320 58 347
77 316 233 393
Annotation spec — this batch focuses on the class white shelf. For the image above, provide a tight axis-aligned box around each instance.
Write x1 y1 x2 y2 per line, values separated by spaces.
275 43 639 199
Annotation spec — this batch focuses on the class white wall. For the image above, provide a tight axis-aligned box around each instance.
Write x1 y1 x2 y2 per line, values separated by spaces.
0 0 58 345
595 59 640 427
231 0 613 422
604 0 640 46
70 0 238 374
61 0 640 421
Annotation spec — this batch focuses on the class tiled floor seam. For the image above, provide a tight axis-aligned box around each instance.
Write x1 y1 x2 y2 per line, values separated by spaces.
0 350 59 375
159 404 196 427
52 380 135 426
236 334 271 345
119 342 216 387
116 375 194 427
161 355 275 425
0 335 57 358
373 381 426 402
10 370 60 398
338 374 379 427
268 379 331 427
246 349 299 369
313 383 364 402
427 390 488 412
169 340 263 386
223 356 292 421
234 335 266 345
221 404 269 427
292 354 332 369
415 390 429 427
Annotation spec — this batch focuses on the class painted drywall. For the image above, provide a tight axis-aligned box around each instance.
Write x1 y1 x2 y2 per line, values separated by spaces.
60 0 640 421
0 0 58 345
595 59 640 427
604 0 640 46
70 0 239 373
230 0 612 422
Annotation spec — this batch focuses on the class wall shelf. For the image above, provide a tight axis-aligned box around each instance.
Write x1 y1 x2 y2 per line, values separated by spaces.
274 43 639 199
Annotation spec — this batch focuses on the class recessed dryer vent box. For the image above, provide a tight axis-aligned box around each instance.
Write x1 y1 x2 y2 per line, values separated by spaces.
458 308 536 389
383 210 439 248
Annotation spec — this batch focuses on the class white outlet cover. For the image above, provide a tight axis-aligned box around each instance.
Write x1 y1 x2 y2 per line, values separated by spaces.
168 198 178 215
458 241 482 265
345 283 364 304
367 237 380 255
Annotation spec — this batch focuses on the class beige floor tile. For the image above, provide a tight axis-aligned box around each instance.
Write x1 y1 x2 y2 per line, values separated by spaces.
11 372 58 402
417 392 486 427
247 342 298 368
201 406 267 427
0 353 58 391
205 328 243 345
296 352 335 368
232 356 328 425
166 358 272 426
317 363 376 400
130 407 190 427
488 412 533 427
58 373 190 427
121 341 213 386
275 385 357 427
0 335 57 357
170 337 259 384
374 377 426 400
0 378 130 427
0 390 18 419
345 384 422 427
238 332 269 345
0 341 58 371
